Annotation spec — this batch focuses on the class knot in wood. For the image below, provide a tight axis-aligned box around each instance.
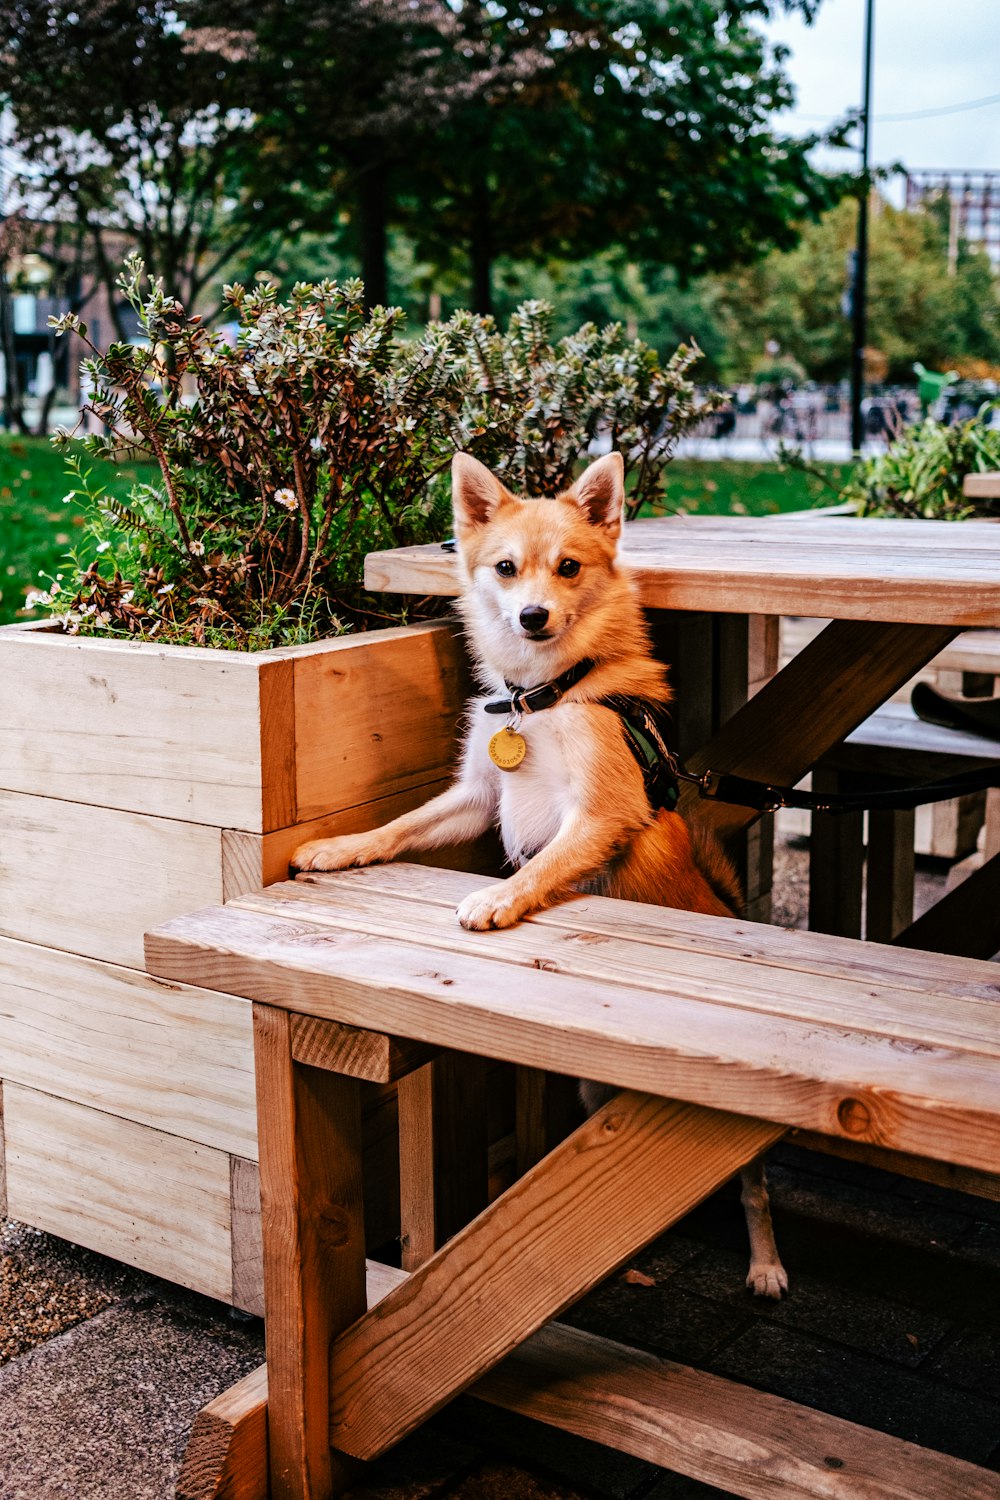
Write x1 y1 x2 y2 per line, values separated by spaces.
316 1204 354 1247
837 1096 872 1136
602 1111 624 1135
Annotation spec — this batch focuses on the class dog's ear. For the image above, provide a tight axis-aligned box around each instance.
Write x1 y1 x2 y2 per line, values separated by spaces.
568 452 625 538
452 453 511 531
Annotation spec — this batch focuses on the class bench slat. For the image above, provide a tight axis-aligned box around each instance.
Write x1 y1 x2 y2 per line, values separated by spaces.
145 882 1000 1172
233 882 1000 1058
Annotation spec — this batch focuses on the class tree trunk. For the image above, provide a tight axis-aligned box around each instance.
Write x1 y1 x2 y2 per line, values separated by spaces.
470 173 493 317
358 164 388 310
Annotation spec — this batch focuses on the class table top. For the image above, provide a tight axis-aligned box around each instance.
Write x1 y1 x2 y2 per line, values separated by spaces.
364 515 1000 627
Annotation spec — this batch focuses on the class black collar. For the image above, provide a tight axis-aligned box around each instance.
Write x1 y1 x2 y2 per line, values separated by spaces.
484 657 596 716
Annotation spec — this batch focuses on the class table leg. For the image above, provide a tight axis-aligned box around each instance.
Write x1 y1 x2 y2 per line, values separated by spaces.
253 1002 367 1500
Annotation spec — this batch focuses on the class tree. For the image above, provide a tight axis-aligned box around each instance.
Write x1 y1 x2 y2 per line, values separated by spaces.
711 195 1000 382
0 0 275 334
401 1 843 314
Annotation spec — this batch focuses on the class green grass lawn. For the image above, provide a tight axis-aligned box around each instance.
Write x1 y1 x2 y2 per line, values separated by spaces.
0 436 153 625
0 437 852 627
656 458 853 517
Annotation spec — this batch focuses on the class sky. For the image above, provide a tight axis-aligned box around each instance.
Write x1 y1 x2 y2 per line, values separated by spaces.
766 0 1000 196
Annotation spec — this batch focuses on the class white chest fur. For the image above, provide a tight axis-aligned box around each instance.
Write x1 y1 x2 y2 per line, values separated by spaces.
467 701 594 867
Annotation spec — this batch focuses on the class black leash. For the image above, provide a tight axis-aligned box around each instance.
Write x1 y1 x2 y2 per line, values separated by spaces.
483 657 1000 816
678 761 1000 815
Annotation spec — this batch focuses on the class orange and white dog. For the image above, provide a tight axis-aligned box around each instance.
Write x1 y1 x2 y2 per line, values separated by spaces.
293 450 787 1297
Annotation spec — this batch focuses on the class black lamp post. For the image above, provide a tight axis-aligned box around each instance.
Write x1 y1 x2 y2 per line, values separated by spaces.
850 0 875 455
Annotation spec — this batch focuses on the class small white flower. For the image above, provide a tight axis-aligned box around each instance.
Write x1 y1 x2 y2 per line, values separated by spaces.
121 590 134 604
96 541 111 553
273 487 297 510
62 491 75 504
189 540 206 556
25 589 50 609
156 583 175 596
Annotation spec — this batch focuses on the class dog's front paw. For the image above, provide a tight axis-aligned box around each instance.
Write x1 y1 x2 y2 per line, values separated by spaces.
290 834 383 872
456 883 525 931
746 1260 789 1299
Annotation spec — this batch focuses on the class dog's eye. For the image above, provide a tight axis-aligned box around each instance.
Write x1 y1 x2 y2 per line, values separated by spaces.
558 558 581 578
495 560 516 578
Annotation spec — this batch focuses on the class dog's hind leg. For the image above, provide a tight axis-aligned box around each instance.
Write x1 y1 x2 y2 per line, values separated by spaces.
741 1155 788 1299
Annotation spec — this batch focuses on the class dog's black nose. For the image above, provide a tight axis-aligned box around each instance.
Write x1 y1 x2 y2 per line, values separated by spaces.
519 605 550 634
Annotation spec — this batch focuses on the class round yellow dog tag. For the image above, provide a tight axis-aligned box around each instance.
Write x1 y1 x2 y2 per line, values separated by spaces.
489 727 527 771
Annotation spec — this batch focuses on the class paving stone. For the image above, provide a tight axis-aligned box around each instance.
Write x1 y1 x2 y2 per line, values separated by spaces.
710 1322 1000 1464
924 1327 1000 1399
670 1244 951 1367
0 1290 264 1499
763 1159 976 1252
445 1461 589 1500
953 1221 1000 1270
438 1399 661 1500
562 1277 751 1367
345 1426 481 1499
641 1476 736 1500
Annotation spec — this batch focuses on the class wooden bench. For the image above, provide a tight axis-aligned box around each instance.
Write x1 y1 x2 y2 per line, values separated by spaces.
145 863 1000 1500
810 701 1000 944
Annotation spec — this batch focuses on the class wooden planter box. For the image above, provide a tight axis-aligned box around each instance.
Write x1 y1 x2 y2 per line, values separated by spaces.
0 620 484 1313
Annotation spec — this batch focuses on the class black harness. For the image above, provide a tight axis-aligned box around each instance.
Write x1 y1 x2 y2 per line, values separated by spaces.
484 662 681 814
483 660 1000 817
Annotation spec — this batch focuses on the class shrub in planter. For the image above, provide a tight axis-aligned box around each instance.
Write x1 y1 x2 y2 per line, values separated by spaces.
843 401 1000 520
42 256 720 648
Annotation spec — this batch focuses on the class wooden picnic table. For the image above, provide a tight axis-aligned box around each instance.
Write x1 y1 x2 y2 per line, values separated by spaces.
366 513 1000 947
146 513 1000 1500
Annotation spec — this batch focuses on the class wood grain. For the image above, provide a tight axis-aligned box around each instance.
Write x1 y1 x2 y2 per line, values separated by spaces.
866 807 916 943
182 1273 1000 1500
0 1079 6 1220
2 1084 232 1299
145 878 1000 1170
259 659 296 832
0 789 225 968
327 1090 782 1460
364 517 1000 625
964 472 1000 500
230 1156 265 1317
791 1131 1000 1204
0 629 266 828
289 1014 437 1082
0 936 256 1157
292 622 472 823
253 1004 366 1499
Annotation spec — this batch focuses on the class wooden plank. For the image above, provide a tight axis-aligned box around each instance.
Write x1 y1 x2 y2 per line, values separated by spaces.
293 622 472 824
866 808 915 943
145 895 1000 1171
395 1053 490 1270
180 1256 1000 1500
0 1079 6 1220
222 830 265 903
3 1085 232 1300
476 1319 1000 1500
0 629 267 829
259 659 296 832
0 790 225 968
515 1068 580 1175
0 936 256 1158
364 519 1000 625
253 1004 366 1499
821 701 1000 779
176 1362 269 1500
679 620 959 846
894 850 1000 960
397 1062 438 1271
808 773 864 940
791 1131 1000 1204
327 1090 782 1461
230 1156 265 1318
247 878 1000 1058
289 1014 436 1083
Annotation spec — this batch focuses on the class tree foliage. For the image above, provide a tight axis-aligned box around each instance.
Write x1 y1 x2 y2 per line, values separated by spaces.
711 196 1000 382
